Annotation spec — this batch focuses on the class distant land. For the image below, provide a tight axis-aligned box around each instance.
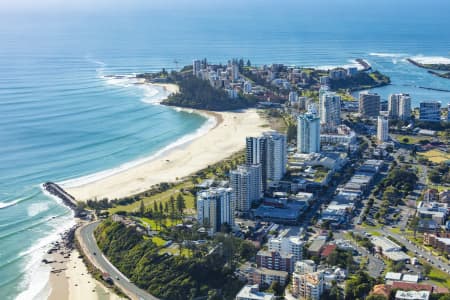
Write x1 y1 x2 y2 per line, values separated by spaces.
407 58 450 80
137 58 390 111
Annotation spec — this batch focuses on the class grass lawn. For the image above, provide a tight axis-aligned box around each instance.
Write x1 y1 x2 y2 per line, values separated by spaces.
361 223 382 230
159 245 192 257
420 149 450 163
393 134 430 145
151 236 168 247
108 181 196 215
139 217 179 231
427 266 450 288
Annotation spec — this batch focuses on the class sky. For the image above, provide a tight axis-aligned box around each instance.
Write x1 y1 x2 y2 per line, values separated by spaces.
1 0 449 20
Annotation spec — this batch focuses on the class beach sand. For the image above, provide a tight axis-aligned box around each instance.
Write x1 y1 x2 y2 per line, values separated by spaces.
65 109 268 201
152 82 180 94
48 248 122 300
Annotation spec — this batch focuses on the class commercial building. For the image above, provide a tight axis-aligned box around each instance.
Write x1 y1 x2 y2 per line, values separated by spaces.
230 165 262 213
254 197 308 224
235 284 275 300
377 116 389 143
417 201 448 224
297 113 320 153
319 91 341 131
246 132 287 189
196 187 234 234
419 101 441 122
359 92 381 117
371 236 411 262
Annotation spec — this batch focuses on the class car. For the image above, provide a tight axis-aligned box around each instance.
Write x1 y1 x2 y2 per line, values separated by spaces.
115 276 120 280
93 252 96 255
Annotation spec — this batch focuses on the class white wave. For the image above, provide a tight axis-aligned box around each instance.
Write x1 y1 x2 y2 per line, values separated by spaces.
27 202 50 217
314 59 368 71
409 55 450 65
0 200 19 209
15 210 75 300
58 113 217 189
369 52 407 58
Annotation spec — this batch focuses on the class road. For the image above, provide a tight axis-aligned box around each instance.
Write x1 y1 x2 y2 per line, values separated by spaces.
335 231 385 278
353 226 450 274
78 221 159 300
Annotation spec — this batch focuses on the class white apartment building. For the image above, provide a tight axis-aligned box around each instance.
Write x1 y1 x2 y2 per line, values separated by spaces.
193 59 201 77
389 93 411 120
297 113 321 153
319 91 341 130
246 132 287 189
268 236 304 262
197 187 234 234
230 164 262 212
377 116 389 143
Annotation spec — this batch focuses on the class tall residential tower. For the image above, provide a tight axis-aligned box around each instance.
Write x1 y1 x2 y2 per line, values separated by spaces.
297 113 321 153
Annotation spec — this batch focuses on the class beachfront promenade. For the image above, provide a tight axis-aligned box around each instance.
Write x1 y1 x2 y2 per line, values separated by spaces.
77 221 159 300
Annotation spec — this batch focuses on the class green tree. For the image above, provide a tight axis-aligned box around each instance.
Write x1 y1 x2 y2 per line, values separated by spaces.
176 193 186 217
139 200 145 217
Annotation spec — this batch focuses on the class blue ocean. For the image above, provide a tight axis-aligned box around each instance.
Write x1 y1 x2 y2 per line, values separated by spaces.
1 0 450 298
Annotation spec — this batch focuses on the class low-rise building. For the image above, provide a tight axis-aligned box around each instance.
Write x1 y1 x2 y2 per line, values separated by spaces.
256 250 294 273
235 284 275 300
372 236 410 262
308 236 327 256
417 201 448 224
395 290 430 300
423 233 450 254
247 267 289 288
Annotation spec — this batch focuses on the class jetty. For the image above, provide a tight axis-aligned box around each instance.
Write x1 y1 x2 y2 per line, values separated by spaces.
43 182 77 210
355 58 372 71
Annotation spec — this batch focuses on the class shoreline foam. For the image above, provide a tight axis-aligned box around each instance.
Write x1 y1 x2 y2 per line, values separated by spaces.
63 108 265 201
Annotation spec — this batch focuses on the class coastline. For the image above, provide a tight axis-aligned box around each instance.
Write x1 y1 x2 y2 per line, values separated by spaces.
45 222 123 300
43 80 267 298
63 107 266 201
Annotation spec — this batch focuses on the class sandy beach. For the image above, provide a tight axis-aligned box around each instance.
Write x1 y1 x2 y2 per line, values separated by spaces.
46 224 123 300
65 108 268 201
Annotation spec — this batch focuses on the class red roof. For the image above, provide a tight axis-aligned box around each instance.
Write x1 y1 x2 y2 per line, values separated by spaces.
391 281 433 292
320 244 337 257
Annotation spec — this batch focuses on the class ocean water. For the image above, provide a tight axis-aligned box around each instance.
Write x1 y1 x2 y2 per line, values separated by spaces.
1 0 450 299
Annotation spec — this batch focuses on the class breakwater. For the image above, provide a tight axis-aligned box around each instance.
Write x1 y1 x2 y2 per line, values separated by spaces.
43 182 78 211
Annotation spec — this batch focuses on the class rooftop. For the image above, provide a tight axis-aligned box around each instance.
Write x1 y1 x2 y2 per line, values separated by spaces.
395 290 430 300
236 284 275 300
